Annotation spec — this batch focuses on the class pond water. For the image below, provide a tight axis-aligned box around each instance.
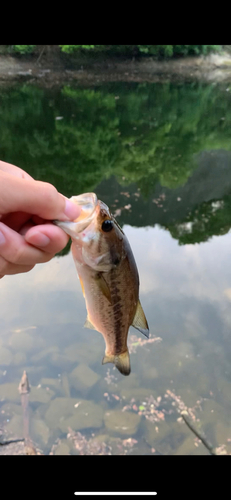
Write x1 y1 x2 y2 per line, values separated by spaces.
1 80 231 454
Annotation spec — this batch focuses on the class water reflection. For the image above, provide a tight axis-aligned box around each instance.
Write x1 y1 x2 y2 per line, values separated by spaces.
1 81 231 454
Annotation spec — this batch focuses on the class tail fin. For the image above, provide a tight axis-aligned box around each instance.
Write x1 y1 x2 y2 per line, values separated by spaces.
102 350 131 376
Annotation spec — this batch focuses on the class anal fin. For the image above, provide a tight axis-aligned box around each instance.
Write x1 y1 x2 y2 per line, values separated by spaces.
84 316 97 331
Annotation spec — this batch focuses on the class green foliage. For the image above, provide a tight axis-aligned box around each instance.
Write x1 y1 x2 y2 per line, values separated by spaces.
168 196 231 245
59 45 222 58
59 45 100 53
12 45 36 54
6 45 222 58
1 81 231 244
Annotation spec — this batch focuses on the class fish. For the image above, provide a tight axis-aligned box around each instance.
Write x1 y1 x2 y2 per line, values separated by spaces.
54 193 149 376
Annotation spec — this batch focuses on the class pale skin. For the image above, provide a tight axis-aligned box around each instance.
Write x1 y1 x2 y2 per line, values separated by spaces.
0 161 81 278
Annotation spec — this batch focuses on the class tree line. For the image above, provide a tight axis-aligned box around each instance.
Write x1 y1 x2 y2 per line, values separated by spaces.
5 45 222 58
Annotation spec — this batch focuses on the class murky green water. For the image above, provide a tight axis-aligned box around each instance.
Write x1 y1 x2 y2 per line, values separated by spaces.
1 80 231 454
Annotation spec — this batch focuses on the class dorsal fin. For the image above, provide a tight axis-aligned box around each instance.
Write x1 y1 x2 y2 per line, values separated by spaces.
132 300 149 338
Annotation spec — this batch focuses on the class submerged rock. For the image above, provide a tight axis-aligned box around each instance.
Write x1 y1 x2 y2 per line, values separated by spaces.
58 400 103 433
144 419 172 446
50 352 72 370
0 383 20 402
70 364 100 393
174 435 209 455
30 386 55 404
44 397 78 429
61 372 71 397
64 341 102 365
104 410 141 435
32 418 50 446
6 414 50 447
6 414 24 436
44 396 103 433
202 398 225 424
31 346 59 363
54 439 71 455
40 377 63 394
0 402 34 422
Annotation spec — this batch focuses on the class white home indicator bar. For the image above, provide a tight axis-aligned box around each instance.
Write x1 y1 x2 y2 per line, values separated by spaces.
74 493 157 496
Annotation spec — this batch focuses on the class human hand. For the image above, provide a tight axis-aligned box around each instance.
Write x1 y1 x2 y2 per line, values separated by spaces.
0 161 81 278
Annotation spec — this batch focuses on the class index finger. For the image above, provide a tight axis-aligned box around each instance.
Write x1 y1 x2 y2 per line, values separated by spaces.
0 161 33 180
0 171 80 221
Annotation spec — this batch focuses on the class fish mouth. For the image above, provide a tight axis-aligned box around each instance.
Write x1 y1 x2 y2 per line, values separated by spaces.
54 192 98 237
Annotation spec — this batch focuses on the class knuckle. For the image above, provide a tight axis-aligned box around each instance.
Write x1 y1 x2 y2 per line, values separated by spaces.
41 183 58 209
12 244 25 265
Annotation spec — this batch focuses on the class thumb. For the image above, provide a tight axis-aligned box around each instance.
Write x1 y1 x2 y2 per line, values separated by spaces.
0 171 80 221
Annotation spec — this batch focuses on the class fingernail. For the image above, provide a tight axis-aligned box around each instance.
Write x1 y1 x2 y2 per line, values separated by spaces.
0 230 6 246
63 199 81 220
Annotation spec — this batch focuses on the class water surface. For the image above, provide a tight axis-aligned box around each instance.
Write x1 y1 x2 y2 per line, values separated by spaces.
1 81 231 454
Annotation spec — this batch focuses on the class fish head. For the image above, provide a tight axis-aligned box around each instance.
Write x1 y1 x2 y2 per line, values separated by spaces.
54 192 98 233
55 194 126 273
76 199 126 272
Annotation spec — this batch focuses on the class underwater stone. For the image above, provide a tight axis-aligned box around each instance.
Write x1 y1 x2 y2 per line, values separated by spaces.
31 346 59 363
0 383 20 402
145 419 172 446
61 372 71 397
6 414 23 436
174 435 209 455
64 341 102 365
40 377 63 393
0 402 25 417
58 400 103 433
50 352 72 370
6 414 50 447
104 410 141 435
29 386 55 404
70 364 100 393
32 418 50 445
54 440 71 455
202 399 225 424
44 397 83 429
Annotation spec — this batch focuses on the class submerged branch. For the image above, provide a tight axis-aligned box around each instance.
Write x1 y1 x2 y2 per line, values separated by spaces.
0 438 24 446
19 370 37 455
181 412 216 455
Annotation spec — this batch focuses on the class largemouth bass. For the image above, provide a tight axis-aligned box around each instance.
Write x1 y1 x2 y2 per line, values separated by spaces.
55 193 149 376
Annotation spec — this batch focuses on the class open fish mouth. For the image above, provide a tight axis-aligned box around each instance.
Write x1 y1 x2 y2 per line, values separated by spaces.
54 192 98 235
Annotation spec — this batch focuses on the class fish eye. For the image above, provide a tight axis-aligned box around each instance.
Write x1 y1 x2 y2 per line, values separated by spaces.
102 219 113 232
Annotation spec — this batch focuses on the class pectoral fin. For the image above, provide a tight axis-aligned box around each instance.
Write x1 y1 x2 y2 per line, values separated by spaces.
84 316 97 331
95 273 112 304
132 300 149 338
